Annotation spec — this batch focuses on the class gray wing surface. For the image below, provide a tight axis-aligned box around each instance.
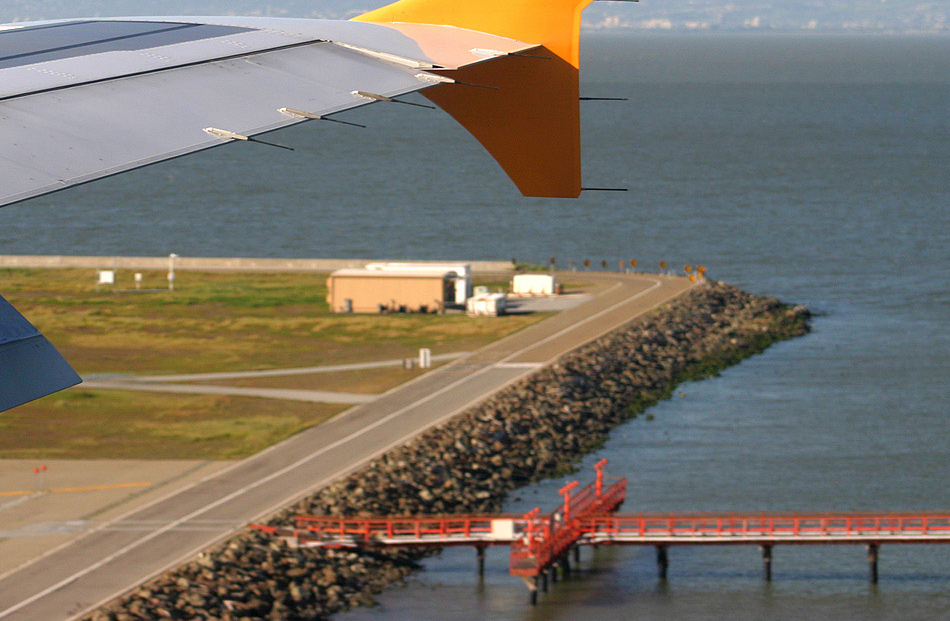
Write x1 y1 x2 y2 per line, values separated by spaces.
0 18 452 207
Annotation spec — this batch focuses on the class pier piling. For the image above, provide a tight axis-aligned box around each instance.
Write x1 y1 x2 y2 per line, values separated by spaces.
867 543 879 584
560 555 571 578
760 544 773 582
656 545 669 580
522 577 538 605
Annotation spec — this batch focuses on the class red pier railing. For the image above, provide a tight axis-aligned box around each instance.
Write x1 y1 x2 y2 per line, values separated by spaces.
580 513 950 544
253 461 950 604
254 459 626 600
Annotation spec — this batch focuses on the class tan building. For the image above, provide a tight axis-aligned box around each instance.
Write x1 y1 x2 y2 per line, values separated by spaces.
326 269 453 313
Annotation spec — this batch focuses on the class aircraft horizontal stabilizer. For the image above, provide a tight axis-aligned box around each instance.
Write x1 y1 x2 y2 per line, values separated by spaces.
0 295 81 412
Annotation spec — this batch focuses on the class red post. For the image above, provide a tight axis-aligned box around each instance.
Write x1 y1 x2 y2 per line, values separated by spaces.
559 481 579 522
524 507 542 545
594 459 608 496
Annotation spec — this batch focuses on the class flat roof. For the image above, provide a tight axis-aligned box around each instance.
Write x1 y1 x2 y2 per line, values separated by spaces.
330 269 452 278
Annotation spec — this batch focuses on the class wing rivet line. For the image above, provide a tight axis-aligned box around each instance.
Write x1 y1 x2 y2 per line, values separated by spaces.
351 90 435 109
278 108 366 128
203 127 294 151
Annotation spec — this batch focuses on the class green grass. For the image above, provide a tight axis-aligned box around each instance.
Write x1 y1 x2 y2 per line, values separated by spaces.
1 267 551 460
3 268 546 374
2 389 347 460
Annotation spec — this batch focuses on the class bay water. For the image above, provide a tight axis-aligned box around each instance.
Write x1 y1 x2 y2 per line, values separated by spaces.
1 33 948 619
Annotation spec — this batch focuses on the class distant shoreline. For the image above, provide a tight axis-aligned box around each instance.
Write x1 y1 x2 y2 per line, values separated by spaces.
0 255 513 274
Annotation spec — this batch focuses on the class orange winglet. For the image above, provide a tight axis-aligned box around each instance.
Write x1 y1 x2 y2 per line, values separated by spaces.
424 52 581 198
354 0 592 68
354 0 595 198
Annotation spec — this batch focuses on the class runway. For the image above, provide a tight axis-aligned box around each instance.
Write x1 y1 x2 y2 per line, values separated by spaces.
0 272 693 621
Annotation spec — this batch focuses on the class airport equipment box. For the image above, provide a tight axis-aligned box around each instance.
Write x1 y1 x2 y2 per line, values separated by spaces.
466 293 507 317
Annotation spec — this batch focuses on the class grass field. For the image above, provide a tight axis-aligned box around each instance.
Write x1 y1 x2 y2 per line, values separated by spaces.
1 268 547 460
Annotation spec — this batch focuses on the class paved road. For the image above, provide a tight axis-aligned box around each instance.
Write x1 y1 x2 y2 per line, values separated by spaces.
0 272 693 621
80 352 471 404
77 380 381 404
85 352 469 383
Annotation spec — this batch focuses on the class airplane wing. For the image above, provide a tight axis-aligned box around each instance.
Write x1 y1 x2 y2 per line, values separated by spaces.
0 16 539 208
0 0 602 410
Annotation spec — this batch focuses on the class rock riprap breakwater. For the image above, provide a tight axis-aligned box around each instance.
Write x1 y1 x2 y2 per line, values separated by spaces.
87 280 810 621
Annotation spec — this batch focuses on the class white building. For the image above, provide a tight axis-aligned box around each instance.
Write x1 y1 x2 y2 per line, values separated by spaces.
511 273 557 296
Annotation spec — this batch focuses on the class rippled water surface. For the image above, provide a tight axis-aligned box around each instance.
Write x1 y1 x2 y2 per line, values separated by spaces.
2 33 948 620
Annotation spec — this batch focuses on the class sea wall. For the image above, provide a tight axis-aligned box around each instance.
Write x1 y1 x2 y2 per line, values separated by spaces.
87 280 810 621
0 255 512 274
